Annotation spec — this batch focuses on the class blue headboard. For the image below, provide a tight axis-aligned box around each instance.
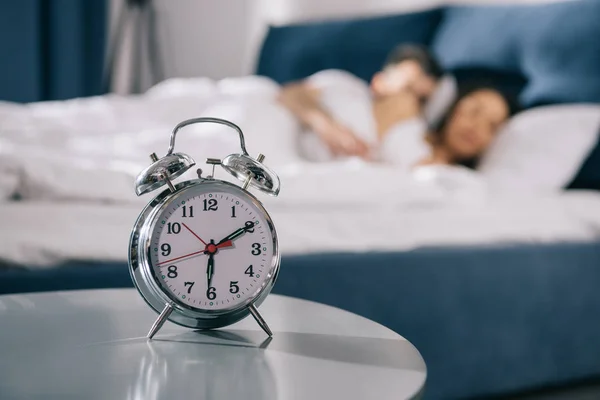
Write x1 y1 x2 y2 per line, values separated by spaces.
255 0 600 108
432 0 600 108
256 9 442 84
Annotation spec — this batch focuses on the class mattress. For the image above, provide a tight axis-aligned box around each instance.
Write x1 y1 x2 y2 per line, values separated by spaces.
2 189 600 268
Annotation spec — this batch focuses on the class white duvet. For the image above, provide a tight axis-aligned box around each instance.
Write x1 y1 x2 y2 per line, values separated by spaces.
0 75 486 205
1 76 600 268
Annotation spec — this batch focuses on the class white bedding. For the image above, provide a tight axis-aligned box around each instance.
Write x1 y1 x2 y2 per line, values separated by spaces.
2 189 600 268
1 76 600 268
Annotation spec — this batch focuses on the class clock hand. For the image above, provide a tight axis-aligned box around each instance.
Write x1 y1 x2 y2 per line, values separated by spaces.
216 240 233 249
157 241 233 267
206 253 214 289
182 223 208 246
157 249 206 266
216 221 257 245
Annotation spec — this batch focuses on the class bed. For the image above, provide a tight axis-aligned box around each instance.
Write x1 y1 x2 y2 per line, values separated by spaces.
2 0 600 399
2 193 600 397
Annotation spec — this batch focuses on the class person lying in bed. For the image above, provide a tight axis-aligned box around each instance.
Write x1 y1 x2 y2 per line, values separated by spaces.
278 44 443 162
416 84 510 168
278 45 511 169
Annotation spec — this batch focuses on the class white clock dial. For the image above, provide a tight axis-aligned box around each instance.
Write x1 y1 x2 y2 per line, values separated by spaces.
148 186 276 311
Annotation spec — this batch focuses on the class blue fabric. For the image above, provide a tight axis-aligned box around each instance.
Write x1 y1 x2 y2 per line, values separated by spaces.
0 1 43 103
0 0 107 102
432 0 600 108
275 244 600 399
256 10 442 84
3 242 600 399
0 262 133 294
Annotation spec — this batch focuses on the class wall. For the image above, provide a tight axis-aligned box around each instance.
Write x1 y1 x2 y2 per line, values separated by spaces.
109 0 257 93
109 0 572 93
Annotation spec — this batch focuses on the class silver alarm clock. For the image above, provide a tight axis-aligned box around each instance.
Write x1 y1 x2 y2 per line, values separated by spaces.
128 117 281 339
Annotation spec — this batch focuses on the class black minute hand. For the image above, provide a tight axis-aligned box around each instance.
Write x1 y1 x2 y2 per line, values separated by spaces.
217 221 256 245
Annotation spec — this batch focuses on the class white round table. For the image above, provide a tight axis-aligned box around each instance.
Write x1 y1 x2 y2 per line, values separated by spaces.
0 289 426 399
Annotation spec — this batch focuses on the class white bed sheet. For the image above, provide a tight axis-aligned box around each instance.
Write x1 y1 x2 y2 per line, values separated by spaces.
2 190 600 269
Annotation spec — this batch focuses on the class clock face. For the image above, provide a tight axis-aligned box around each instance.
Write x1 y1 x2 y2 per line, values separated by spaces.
147 183 277 312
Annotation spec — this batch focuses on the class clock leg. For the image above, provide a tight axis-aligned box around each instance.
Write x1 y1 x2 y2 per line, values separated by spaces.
248 304 273 337
147 303 174 339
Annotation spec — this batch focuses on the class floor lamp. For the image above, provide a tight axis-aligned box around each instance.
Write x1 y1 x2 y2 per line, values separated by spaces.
104 0 165 94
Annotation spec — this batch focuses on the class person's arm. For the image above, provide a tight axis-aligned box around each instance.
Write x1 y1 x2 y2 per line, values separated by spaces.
278 82 369 157
372 92 421 139
277 82 327 130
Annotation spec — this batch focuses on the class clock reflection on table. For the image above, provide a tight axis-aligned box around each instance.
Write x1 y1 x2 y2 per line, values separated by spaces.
126 330 276 400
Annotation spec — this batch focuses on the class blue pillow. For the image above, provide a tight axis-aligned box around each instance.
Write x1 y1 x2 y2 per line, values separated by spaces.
432 0 600 108
256 10 442 84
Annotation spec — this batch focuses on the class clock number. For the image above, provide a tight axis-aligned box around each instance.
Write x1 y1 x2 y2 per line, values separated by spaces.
184 281 194 293
182 205 194 218
167 222 181 234
206 286 216 300
161 243 171 256
231 206 236 218
251 243 261 256
245 265 254 277
203 199 218 211
167 265 178 278
245 221 255 233
229 281 239 294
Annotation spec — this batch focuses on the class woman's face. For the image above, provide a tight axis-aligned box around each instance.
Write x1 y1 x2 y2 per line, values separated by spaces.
442 89 509 161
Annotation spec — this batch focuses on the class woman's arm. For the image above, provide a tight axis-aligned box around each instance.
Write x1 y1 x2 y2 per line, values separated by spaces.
278 82 369 157
278 83 331 130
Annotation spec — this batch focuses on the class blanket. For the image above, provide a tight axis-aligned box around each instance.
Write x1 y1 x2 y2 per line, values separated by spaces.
0 76 487 210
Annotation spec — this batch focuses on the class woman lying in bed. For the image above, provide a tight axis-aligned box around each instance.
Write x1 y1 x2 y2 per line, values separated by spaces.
278 45 512 169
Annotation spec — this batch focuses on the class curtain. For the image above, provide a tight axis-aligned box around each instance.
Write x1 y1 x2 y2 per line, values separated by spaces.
0 0 107 103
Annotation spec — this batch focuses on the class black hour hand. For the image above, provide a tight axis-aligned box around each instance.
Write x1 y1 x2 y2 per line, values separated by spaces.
217 221 256 245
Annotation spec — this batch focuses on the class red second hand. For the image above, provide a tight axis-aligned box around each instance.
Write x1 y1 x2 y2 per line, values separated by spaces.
157 240 234 266
157 249 205 266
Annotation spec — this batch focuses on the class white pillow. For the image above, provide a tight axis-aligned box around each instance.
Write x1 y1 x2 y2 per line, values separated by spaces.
479 105 600 192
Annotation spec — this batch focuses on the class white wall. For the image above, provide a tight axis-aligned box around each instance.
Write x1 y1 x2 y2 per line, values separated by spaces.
153 0 255 79
109 0 258 93
109 0 571 93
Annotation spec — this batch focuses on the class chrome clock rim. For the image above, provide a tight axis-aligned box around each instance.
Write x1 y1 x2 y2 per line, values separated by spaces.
128 179 280 330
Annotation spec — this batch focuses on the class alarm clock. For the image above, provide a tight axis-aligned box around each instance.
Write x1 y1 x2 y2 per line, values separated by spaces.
128 117 281 339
